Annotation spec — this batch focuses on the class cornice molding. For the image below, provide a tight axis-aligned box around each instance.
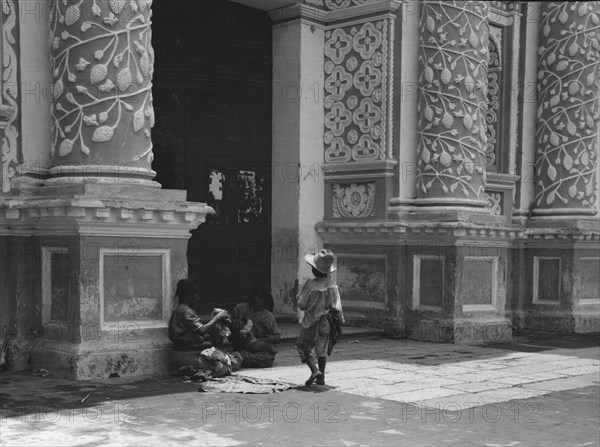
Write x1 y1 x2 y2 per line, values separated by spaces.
316 219 600 246
0 190 215 238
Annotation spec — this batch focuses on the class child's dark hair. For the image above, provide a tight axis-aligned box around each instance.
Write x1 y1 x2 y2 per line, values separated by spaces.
175 279 200 304
311 267 328 278
249 286 275 312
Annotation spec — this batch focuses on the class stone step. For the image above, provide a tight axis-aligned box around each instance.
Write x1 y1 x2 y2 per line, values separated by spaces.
276 321 384 344
200 312 383 344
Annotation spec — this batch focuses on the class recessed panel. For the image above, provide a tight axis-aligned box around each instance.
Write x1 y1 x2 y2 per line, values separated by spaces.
337 256 386 308
103 255 163 322
462 259 495 306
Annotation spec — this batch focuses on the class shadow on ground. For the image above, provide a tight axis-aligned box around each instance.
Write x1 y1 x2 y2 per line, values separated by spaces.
1 331 598 420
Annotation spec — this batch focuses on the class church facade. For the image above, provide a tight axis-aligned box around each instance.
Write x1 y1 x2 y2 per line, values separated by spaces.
1 0 599 379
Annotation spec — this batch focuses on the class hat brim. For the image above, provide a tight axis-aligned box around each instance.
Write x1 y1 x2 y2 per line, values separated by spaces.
304 253 337 273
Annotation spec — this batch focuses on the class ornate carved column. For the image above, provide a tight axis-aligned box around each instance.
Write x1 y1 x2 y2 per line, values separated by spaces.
1 0 216 378
532 1 599 217
414 1 490 210
47 0 156 185
1 0 21 193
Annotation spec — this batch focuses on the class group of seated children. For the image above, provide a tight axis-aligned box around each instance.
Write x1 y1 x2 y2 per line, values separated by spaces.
168 249 344 386
168 279 281 372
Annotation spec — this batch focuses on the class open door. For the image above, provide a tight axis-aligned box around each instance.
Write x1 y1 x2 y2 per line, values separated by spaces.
152 0 273 312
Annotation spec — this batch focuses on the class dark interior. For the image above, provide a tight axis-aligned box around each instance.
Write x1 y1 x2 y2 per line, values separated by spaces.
152 0 273 312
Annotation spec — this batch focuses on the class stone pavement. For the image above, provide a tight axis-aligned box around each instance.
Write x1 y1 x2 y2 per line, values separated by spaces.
241 335 600 410
1 332 599 446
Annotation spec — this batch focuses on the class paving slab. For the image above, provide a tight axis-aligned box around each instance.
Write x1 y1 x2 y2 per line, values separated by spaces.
382 387 466 403
522 376 599 392
446 381 512 393
418 387 550 410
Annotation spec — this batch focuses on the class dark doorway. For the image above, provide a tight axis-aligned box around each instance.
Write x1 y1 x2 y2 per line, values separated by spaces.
152 0 273 312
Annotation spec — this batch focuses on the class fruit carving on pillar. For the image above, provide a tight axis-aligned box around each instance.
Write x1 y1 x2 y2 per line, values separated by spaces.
533 1 599 215
49 0 156 184
415 1 490 207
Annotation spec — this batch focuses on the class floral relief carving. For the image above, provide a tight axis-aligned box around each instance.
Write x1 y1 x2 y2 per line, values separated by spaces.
332 182 376 218
486 29 502 171
534 2 599 211
484 192 502 216
416 1 490 201
323 0 377 11
324 20 392 163
50 0 154 165
2 0 21 193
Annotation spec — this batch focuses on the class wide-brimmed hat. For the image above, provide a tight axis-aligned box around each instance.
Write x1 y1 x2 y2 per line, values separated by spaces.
305 249 337 274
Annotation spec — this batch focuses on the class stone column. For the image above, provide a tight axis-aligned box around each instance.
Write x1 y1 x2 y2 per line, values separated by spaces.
1 0 215 378
414 1 490 211
514 1 541 218
532 1 599 217
47 0 157 185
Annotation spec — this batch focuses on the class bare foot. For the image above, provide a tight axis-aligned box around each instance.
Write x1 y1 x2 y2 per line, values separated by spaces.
305 371 323 386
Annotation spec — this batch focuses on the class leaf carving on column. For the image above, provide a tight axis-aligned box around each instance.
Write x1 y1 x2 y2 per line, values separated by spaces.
533 1 600 211
50 0 155 161
415 1 490 201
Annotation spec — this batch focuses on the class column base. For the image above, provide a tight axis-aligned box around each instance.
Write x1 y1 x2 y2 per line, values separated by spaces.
515 308 600 334
403 318 513 344
389 197 490 214
44 165 161 188
31 338 173 380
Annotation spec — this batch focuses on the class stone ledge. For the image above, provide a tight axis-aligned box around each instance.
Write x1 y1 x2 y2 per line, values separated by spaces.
316 220 600 244
0 186 215 237
316 220 526 242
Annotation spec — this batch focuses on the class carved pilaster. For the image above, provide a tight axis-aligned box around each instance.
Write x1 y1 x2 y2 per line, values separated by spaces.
1 0 21 193
48 0 156 185
323 18 395 163
415 1 490 209
533 2 599 216
321 1 401 220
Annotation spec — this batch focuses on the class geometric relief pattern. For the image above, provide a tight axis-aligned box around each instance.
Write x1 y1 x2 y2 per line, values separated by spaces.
1 0 21 193
332 182 376 218
50 0 154 166
416 1 490 201
324 19 393 163
534 2 600 211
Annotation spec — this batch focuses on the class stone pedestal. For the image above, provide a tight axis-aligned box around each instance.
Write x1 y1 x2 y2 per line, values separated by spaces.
317 213 521 343
1 184 213 379
511 220 600 335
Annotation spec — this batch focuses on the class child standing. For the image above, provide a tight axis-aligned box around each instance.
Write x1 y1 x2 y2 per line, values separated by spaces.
296 249 344 386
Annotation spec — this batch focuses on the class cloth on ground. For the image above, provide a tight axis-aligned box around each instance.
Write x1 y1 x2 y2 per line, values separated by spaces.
237 350 276 368
202 375 293 394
